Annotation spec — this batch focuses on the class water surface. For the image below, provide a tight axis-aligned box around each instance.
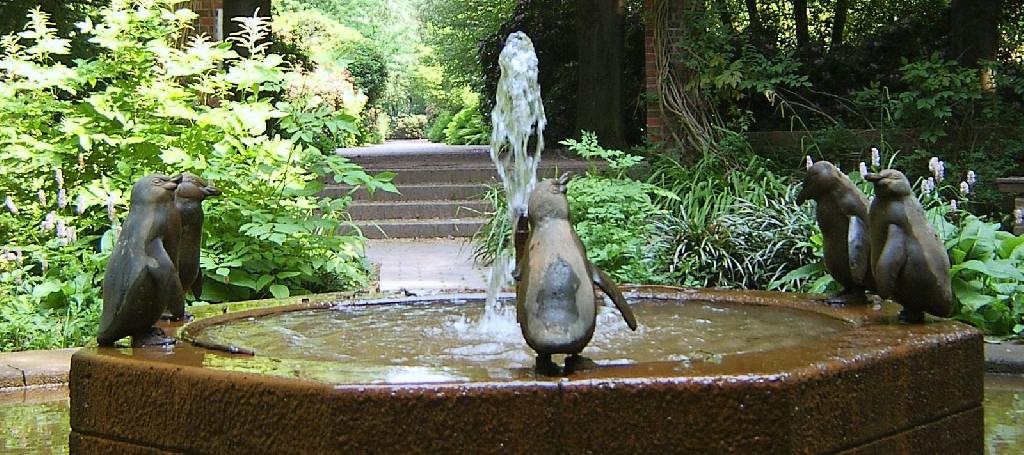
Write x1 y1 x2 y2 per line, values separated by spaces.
197 299 851 383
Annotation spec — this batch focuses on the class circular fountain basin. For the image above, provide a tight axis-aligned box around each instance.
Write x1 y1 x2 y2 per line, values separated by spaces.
69 286 983 453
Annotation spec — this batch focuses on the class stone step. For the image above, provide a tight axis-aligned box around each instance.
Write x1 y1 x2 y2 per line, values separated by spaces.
348 218 487 239
348 200 492 221
357 163 591 185
322 183 491 202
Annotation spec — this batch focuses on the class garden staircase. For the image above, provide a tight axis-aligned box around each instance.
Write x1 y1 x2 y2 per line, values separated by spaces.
326 140 591 239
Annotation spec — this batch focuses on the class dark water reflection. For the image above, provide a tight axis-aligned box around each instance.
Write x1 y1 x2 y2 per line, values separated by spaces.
2 375 1021 452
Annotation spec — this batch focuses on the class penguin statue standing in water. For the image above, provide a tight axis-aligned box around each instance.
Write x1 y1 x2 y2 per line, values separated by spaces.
796 161 874 303
514 173 638 373
98 174 184 347
864 169 953 322
164 173 221 321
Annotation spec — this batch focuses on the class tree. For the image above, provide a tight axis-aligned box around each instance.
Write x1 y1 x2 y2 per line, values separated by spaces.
576 0 626 148
793 0 809 48
950 0 1001 68
830 0 849 50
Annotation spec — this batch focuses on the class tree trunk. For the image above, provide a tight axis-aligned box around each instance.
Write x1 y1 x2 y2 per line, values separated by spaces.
830 0 848 49
223 0 273 56
793 0 809 48
950 0 1000 67
576 0 626 148
744 0 764 45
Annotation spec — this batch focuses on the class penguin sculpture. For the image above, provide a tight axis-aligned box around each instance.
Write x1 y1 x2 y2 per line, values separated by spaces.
796 161 874 303
514 174 638 373
98 174 184 347
164 173 221 321
864 169 953 322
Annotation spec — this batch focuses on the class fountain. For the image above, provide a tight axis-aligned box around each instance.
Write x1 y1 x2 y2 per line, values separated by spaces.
68 33 983 453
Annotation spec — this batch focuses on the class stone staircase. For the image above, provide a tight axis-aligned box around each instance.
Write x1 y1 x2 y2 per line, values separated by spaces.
328 140 591 239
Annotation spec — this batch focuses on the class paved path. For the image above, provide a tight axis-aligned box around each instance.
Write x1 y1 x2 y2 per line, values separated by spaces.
365 238 489 293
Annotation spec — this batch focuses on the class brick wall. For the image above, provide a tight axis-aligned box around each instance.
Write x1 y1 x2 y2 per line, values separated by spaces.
183 0 223 39
644 0 686 144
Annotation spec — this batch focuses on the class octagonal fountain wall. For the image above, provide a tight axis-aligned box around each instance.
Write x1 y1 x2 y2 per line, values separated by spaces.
69 286 983 454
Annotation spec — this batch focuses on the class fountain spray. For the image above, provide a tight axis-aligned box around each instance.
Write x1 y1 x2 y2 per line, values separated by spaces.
484 32 547 313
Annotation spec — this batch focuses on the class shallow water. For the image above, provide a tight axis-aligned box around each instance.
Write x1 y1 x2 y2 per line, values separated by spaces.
196 299 851 383
0 387 70 454
984 374 1024 454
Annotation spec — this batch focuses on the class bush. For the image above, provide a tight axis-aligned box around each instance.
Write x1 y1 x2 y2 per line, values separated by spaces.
444 101 489 145
0 4 395 351
426 111 454 143
278 65 366 152
390 114 428 139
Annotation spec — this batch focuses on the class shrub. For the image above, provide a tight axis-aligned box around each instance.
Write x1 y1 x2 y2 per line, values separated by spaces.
278 65 365 152
390 114 428 139
0 3 395 351
444 101 489 145
426 110 453 143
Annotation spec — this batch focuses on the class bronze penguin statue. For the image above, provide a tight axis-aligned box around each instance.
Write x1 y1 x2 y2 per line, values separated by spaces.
796 161 874 303
98 174 184 347
514 173 638 374
864 169 953 322
164 173 221 321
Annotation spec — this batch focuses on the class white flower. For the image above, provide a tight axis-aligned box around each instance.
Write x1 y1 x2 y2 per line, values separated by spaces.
960 181 970 196
107 194 117 222
40 256 47 272
42 211 56 231
54 168 64 188
4 195 17 214
928 157 945 182
871 148 881 168
966 170 977 186
950 200 958 211
859 162 868 176
922 177 936 195
78 153 85 168
37 189 46 206
805 155 814 169
57 189 66 209
75 194 86 215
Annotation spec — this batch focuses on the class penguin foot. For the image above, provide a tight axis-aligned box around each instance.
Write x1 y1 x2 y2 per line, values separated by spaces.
824 290 868 305
131 327 177 347
170 311 193 322
534 354 561 376
898 309 926 324
564 354 598 374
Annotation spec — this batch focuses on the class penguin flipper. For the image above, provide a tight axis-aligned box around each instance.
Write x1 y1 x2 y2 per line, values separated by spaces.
875 224 907 298
191 270 204 300
591 265 637 330
847 215 869 287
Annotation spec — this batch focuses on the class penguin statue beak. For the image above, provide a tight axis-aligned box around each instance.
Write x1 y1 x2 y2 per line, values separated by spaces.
203 185 223 197
863 173 883 183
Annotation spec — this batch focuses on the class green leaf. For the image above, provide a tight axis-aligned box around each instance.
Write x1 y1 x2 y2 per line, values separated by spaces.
269 284 290 299
32 281 63 300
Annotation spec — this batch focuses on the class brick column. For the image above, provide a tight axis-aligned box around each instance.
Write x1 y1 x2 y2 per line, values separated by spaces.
644 0 666 143
183 0 224 40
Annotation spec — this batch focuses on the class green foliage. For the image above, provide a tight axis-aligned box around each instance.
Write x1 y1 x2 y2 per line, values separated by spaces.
0 3 395 351
391 114 428 139
426 110 453 143
419 0 515 88
443 96 489 145
647 135 819 289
